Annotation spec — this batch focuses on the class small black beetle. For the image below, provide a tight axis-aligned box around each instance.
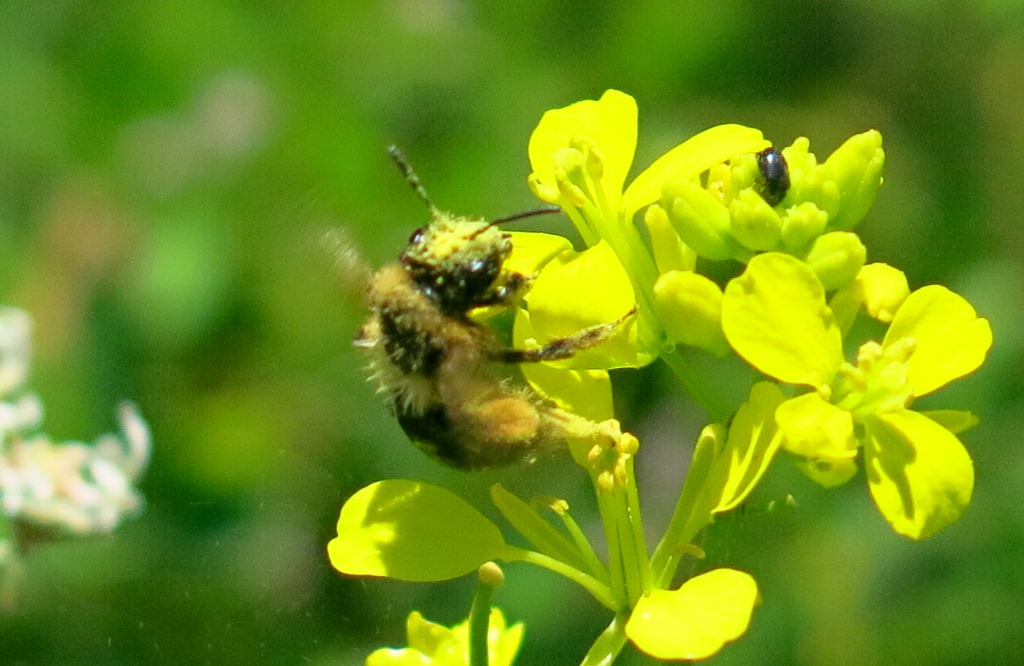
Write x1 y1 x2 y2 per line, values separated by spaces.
756 147 790 207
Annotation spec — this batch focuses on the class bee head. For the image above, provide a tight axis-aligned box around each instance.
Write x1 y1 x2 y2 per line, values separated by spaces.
400 214 513 315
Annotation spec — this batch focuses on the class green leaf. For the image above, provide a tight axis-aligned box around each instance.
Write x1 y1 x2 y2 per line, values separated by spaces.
328 480 509 581
864 411 974 539
626 568 759 661
723 252 843 389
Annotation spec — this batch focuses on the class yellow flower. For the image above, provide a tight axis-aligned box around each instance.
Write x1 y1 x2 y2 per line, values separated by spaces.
366 609 523 666
527 90 768 236
722 253 992 538
521 90 768 371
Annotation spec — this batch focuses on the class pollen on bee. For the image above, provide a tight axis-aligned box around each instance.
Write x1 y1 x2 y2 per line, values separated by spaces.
473 396 541 442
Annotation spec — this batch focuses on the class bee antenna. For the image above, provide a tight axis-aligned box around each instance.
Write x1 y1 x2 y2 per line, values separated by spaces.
387 145 436 213
489 205 562 226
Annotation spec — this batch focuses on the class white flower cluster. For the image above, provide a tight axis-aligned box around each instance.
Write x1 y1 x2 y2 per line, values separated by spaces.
0 308 150 536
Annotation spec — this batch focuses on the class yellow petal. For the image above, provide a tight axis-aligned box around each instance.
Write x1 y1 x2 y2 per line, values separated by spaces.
712 382 786 513
722 252 844 388
775 392 857 461
505 231 574 278
528 90 637 211
626 568 759 661
864 410 974 539
624 124 768 216
514 307 614 421
883 285 993 397
521 240 638 369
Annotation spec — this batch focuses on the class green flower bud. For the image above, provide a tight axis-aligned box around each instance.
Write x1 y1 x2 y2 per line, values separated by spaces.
803 231 866 291
662 180 741 261
781 201 829 250
654 270 729 356
706 162 733 202
644 204 696 273
729 189 783 251
823 130 884 231
794 165 842 221
728 153 758 193
781 137 815 173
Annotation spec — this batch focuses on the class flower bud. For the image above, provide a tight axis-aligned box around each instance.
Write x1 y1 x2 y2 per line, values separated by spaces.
662 180 740 261
728 153 758 193
729 189 783 251
644 204 696 273
823 130 884 230
780 201 829 250
654 270 729 356
781 137 815 174
856 262 909 323
803 231 866 291
794 165 842 221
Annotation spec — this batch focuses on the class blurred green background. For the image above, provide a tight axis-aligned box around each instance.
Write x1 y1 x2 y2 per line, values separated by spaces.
1 1 1021 664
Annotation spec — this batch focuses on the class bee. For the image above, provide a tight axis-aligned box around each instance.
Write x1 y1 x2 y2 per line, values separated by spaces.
354 146 635 469
755 147 790 207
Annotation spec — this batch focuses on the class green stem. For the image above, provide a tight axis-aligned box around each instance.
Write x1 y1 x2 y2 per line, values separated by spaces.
503 546 619 611
554 507 609 582
611 484 641 605
593 486 627 607
579 614 630 666
661 350 733 423
468 574 495 666
622 456 652 597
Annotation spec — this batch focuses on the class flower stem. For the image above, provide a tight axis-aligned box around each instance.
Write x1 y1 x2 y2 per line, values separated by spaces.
503 546 619 611
593 486 627 607
468 570 495 666
661 349 734 423
579 613 630 666
622 456 652 597
554 507 609 582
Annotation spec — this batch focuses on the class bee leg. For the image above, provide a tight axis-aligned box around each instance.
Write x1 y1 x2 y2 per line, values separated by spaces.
541 406 640 483
495 306 638 364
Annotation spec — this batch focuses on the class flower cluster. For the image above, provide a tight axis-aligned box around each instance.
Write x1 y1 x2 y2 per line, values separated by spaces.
0 307 150 541
331 91 992 664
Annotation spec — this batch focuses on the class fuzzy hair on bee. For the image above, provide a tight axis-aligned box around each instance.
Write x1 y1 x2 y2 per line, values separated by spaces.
354 146 635 469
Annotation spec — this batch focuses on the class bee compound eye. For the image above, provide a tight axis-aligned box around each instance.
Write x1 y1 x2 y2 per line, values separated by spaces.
408 227 426 245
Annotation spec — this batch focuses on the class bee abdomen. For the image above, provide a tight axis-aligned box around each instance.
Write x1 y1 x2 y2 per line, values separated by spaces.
395 396 550 469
